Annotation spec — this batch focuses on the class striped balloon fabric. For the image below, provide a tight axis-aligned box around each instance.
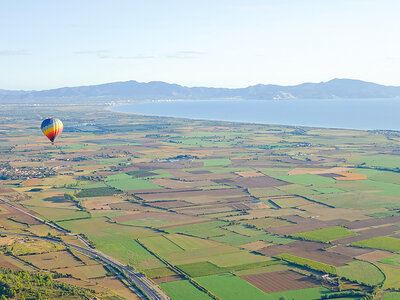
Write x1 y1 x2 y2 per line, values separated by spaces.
41 118 63 143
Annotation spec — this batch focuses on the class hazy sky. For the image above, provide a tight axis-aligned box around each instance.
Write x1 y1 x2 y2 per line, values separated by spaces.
1 0 400 90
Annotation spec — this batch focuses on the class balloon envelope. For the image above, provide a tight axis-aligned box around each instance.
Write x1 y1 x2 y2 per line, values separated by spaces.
41 118 63 143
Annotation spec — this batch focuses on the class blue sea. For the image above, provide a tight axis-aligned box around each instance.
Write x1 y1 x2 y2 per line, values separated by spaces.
112 99 400 131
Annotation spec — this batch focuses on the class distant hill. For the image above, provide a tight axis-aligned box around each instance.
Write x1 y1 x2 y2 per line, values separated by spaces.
1 78 400 103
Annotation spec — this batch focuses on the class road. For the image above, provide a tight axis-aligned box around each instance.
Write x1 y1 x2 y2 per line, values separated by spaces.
0 199 169 300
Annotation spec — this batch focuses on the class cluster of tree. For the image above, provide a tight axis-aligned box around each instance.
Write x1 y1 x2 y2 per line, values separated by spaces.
64 192 85 211
320 290 369 299
277 254 337 275
0 267 97 299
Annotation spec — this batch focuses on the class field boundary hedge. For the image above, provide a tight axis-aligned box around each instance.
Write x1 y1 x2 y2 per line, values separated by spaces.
276 253 337 275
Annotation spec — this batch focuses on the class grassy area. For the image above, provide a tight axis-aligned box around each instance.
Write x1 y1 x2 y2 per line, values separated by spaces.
30 206 90 221
159 279 212 300
291 226 356 243
105 174 161 191
202 159 231 167
353 155 400 169
212 231 293 246
313 187 346 194
165 221 228 238
195 273 266 300
139 235 184 255
378 263 400 289
379 254 400 266
383 292 400 300
164 234 219 250
352 236 400 253
263 287 332 300
362 180 400 197
266 173 335 186
337 260 384 286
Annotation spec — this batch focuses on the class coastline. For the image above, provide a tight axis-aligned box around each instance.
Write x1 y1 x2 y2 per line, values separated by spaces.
109 99 400 132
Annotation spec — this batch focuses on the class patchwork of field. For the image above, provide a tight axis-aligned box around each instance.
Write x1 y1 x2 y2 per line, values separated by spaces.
0 105 399 299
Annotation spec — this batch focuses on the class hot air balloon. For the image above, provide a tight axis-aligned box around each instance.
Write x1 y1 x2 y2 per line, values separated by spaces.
41 118 63 144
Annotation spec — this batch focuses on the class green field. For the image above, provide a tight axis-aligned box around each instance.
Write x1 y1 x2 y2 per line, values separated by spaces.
263 287 332 300
383 292 400 300
362 180 400 197
265 173 335 186
378 263 400 289
212 231 293 246
164 234 218 251
202 158 231 167
165 221 228 238
30 206 91 221
337 260 384 286
139 235 184 255
352 236 400 253
159 280 211 300
379 254 400 266
276 253 337 274
195 273 266 300
105 174 161 190
292 226 356 243
352 155 400 169
313 187 346 194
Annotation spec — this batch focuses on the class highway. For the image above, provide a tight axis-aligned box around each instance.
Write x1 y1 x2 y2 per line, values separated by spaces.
0 199 169 300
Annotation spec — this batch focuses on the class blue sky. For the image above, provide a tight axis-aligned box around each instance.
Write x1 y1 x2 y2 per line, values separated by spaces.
1 0 400 89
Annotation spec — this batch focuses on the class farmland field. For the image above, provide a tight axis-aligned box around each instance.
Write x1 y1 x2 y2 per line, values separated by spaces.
352 237 400 253
159 280 211 300
292 226 357 243
337 261 384 286
0 104 399 299
195 273 267 299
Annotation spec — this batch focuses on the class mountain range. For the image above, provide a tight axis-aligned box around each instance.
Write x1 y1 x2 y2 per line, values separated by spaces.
1 78 400 103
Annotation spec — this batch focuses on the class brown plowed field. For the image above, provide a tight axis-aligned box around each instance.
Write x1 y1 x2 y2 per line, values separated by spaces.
343 216 400 229
258 241 353 266
333 225 399 244
235 170 265 178
153 275 182 283
0 188 16 194
268 223 329 235
325 245 372 257
334 172 367 181
0 204 41 225
109 202 147 211
234 176 289 188
112 211 194 222
147 200 193 209
150 178 212 189
355 250 395 262
187 170 211 174
177 205 235 216
232 203 251 210
241 270 320 293
22 178 44 186
137 188 247 201
0 256 22 270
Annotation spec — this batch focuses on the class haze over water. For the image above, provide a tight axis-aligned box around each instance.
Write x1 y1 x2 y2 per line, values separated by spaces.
113 99 400 131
